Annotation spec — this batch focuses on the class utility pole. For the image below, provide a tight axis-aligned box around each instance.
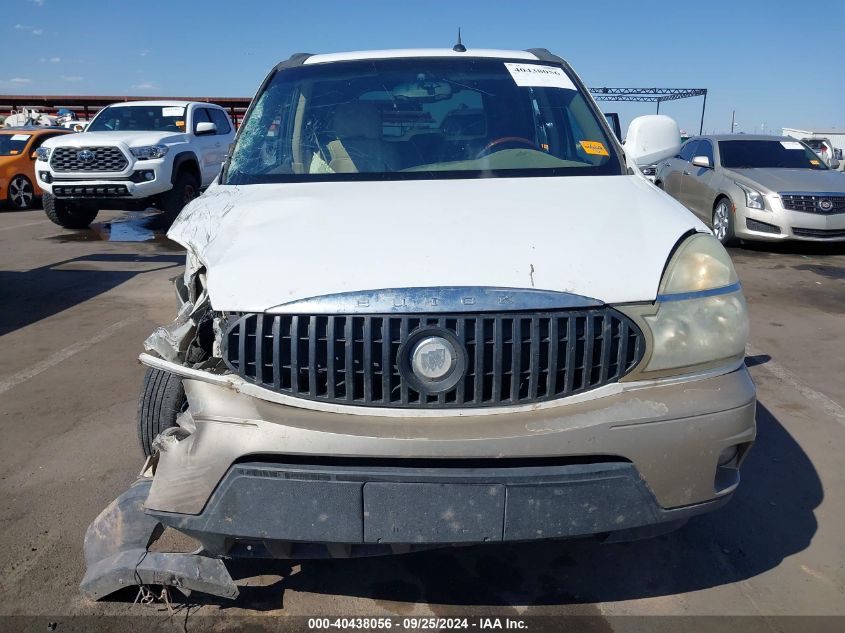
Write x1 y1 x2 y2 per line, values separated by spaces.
731 110 736 134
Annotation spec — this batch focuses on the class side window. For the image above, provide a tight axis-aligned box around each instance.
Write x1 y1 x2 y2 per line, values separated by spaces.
192 107 212 133
30 133 62 151
697 139 714 164
208 108 232 135
678 140 699 161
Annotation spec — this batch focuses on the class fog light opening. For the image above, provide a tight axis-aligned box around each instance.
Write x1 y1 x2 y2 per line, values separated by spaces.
718 445 740 467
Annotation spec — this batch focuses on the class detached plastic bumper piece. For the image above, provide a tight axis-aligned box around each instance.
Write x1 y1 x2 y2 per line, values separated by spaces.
80 478 238 601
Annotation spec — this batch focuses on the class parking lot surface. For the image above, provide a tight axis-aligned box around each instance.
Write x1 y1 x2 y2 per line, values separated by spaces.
1 207 844 629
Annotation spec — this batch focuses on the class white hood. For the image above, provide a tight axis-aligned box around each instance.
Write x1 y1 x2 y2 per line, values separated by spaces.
169 176 707 311
42 130 186 148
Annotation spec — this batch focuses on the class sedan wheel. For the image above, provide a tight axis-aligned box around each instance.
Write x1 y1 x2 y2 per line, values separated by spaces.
8 176 34 210
712 199 735 245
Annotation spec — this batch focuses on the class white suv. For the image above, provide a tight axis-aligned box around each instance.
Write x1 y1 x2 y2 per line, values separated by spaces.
35 100 235 228
81 48 756 601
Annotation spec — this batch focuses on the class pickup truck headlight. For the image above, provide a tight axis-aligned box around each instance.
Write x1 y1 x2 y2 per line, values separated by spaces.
130 145 169 160
735 182 765 210
36 147 51 161
627 233 748 374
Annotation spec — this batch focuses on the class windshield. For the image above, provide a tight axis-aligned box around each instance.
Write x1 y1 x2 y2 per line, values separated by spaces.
87 105 187 133
0 133 32 156
719 140 828 170
225 57 622 184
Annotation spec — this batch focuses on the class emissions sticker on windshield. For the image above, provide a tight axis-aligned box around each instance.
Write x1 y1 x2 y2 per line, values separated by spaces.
780 141 804 150
504 63 576 90
579 140 609 156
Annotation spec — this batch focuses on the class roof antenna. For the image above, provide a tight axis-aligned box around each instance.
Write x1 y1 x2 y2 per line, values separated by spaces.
453 28 466 52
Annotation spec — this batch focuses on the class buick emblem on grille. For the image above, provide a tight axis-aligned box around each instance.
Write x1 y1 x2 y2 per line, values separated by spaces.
818 198 833 212
411 337 456 382
76 149 95 164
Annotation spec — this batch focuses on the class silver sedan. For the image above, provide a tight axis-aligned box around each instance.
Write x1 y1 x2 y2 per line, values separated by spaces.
655 134 845 243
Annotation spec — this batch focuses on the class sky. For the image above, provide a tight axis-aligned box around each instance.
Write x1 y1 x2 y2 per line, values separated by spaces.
2 0 843 136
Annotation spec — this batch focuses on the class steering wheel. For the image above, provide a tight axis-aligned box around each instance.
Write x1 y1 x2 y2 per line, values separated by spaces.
476 136 539 159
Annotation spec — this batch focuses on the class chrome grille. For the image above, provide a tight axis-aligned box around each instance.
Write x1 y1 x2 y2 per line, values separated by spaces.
780 193 845 214
223 309 645 409
50 146 128 172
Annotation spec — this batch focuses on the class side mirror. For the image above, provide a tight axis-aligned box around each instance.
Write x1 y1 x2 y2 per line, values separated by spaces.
195 121 217 136
625 115 681 166
830 158 841 170
691 155 711 168
30 150 38 160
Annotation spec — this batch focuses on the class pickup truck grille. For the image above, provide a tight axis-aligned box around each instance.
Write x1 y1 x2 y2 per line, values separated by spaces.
780 193 845 214
50 146 128 172
223 309 645 409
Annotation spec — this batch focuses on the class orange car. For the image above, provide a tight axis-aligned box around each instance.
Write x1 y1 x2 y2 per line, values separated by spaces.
1 126 73 209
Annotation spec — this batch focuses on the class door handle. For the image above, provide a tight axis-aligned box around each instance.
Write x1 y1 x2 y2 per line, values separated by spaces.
683 170 690 175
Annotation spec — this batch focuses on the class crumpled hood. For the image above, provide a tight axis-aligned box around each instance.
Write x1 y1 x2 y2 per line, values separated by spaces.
42 130 187 148
169 176 707 311
728 167 845 193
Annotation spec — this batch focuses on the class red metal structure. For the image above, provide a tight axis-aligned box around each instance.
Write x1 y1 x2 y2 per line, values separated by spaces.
0 94 251 126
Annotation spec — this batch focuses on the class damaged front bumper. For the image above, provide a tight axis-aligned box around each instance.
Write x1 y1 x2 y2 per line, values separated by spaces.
80 479 239 601
82 353 755 600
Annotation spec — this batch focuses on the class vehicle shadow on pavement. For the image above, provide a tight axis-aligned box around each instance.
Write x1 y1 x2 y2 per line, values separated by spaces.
208 401 820 610
0 252 184 336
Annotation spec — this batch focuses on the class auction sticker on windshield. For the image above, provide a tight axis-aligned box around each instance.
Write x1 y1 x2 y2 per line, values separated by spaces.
162 107 185 117
580 140 609 156
780 141 804 150
10 134 31 141
504 63 576 90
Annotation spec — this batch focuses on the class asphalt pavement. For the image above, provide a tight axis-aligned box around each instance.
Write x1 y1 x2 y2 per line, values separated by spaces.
0 206 843 632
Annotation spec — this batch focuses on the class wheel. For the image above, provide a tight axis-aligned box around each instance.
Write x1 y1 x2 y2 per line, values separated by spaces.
7 175 34 209
712 198 735 245
137 367 187 456
42 192 98 229
159 169 200 220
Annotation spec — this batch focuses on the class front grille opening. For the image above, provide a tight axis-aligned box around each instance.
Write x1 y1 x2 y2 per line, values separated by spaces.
223 308 645 410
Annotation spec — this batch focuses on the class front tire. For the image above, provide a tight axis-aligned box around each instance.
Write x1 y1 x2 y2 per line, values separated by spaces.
137 367 186 456
7 175 34 210
712 198 736 245
43 193 98 229
159 169 200 220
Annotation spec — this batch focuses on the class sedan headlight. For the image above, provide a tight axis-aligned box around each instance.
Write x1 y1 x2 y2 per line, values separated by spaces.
622 233 748 375
735 181 765 210
130 145 169 160
36 147 51 161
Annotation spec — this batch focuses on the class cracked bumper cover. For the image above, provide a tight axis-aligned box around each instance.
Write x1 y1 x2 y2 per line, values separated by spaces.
79 479 238 601
141 363 756 552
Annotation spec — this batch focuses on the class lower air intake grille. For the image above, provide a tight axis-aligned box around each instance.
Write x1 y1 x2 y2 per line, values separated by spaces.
792 227 845 239
223 309 645 409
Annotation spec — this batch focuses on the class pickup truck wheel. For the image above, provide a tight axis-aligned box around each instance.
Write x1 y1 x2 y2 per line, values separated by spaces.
137 367 186 456
43 193 99 229
160 169 200 220
712 198 736 246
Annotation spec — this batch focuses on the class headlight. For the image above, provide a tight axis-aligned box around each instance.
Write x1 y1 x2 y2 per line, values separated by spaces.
130 145 169 160
624 233 748 375
36 147 51 161
735 181 765 210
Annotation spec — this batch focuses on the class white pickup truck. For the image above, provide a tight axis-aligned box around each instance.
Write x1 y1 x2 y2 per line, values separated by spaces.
35 100 235 228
